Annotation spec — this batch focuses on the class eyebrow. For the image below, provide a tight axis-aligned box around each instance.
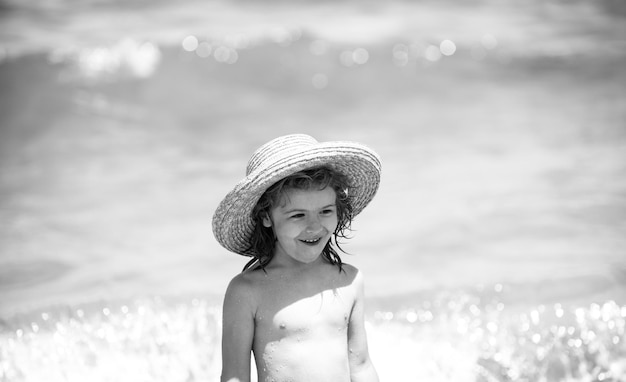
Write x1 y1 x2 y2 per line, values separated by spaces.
283 204 336 214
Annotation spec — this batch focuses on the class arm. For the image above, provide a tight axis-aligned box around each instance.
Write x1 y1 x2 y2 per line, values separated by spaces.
348 270 379 382
221 275 256 382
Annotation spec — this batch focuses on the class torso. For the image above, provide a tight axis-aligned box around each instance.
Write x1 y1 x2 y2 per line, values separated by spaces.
244 261 359 382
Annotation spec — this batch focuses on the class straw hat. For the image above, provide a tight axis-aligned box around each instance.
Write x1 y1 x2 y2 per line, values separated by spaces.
212 134 381 256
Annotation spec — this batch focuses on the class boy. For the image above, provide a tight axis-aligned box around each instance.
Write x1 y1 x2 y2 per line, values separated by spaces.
212 134 381 382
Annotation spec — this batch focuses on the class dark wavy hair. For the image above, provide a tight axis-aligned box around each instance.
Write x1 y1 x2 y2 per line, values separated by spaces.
243 166 354 272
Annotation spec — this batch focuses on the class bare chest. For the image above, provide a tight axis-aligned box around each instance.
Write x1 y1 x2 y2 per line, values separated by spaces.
254 285 355 339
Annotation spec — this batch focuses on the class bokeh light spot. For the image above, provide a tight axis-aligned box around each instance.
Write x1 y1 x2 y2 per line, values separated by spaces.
312 73 328 89
226 49 239 64
425 45 442 62
340 50 354 67
352 48 369 65
269 27 295 47
481 34 498 50
406 311 418 323
213 46 228 62
392 44 409 66
73 39 161 79
214 46 238 64
133 42 161 78
440 40 456 56
196 42 212 58
182 35 199 52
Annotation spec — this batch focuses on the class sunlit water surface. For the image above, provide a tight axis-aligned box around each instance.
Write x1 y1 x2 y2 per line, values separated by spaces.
1 0 626 381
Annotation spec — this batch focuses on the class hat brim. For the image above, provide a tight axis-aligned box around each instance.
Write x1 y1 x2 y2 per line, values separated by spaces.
212 141 381 256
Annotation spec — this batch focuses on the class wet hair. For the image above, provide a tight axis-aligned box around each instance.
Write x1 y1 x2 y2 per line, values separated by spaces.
244 166 354 272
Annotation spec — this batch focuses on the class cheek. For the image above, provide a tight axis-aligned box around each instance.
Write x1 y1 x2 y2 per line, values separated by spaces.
273 220 302 239
326 215 339 231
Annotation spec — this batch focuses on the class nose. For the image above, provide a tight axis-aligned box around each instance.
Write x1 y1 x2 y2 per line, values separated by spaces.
305 215 323 233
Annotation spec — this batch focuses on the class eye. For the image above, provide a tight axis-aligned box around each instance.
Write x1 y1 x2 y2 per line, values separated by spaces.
290 213 305 219
321 208 336 216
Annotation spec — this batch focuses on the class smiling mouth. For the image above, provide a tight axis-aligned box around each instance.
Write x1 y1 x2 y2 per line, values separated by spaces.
300 238 322 245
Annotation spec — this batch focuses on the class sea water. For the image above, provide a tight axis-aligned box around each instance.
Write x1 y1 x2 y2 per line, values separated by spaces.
1 0 626 381
1 292 625 381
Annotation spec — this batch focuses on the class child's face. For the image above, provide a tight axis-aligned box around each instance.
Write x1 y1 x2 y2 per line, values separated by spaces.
263 186 338 265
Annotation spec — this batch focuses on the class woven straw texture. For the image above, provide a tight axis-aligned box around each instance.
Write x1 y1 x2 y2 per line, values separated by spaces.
212 134 381 256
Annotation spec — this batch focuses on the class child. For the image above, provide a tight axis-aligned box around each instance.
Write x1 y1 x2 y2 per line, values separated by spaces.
212 134 381 382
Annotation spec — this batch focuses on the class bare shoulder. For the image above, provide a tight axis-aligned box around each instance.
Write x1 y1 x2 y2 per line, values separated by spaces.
341 263 365 287
227 266 267 290
224 268 266 310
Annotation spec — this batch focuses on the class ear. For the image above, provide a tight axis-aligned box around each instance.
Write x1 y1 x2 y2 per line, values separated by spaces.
262 213 272 228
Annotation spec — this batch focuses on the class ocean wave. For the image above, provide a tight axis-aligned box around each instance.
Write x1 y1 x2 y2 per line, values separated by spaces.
2 0 624 64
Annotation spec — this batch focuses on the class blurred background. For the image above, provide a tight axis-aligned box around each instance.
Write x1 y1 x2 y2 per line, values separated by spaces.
1 0 625 381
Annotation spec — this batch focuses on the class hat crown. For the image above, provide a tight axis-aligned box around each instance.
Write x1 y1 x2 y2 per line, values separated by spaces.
246 134 318 176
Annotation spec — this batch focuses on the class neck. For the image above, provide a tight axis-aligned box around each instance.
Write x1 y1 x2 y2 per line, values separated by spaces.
269 250 325 272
